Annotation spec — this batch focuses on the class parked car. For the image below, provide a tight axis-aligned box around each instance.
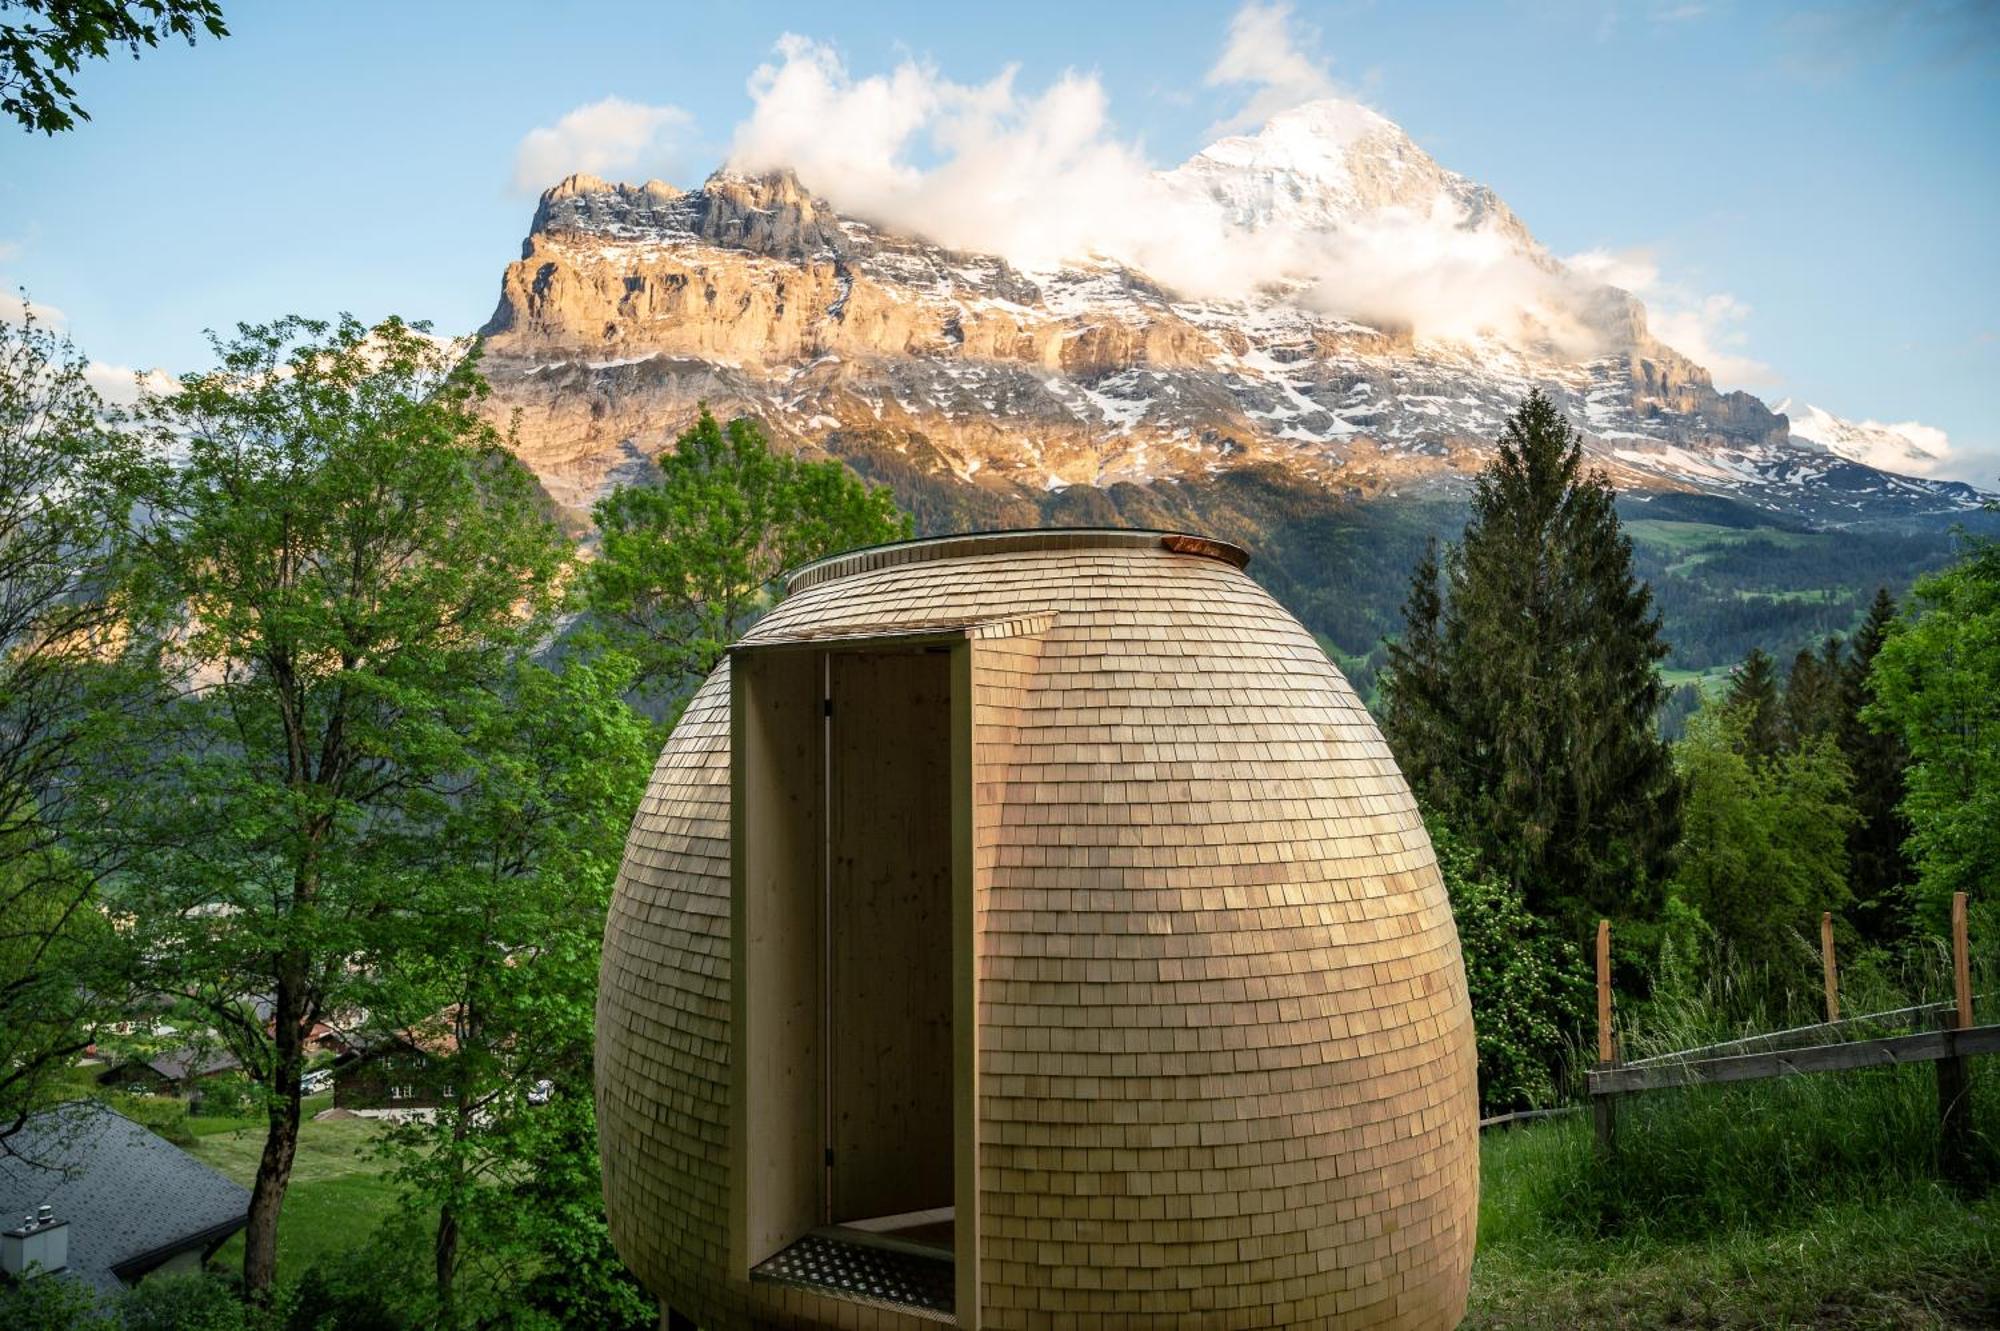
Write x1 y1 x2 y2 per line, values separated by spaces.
299 1068 333 1095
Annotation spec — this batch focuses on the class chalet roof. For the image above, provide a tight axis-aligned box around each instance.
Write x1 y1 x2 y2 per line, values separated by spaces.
0 1102 250 1295
343 1009 460 1063
99 1048 240 1083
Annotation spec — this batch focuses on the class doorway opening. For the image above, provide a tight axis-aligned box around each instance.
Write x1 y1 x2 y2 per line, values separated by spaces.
733 640 967 1318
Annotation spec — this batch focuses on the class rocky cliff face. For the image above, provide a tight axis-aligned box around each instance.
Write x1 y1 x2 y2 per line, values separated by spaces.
476 101 1982 528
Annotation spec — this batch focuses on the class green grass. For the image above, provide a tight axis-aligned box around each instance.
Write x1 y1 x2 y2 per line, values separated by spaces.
187 1110 404 1278
1660 665 1733 695
1622 519 1764 552
1470 1114 1999 1328
1472 1182 1997 1328
1732 587 1845 604
1467 1009 2000 1331
1621 519 1823 579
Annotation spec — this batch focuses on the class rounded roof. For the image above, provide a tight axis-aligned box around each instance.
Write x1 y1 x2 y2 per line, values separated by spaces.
598 532 1478 1329
784 526 1250 592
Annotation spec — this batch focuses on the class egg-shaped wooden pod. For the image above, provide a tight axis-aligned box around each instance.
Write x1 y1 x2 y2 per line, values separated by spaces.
596 529 1477 1331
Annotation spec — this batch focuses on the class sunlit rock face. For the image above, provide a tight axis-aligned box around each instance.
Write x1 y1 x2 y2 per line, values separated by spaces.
478 101 1983 528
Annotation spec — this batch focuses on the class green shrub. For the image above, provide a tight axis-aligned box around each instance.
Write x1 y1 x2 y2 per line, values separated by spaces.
0 1272 108 1331
273 1244 420 1331
1432 818 1592 1111
118 1274 248 1331
190 1074 260 1119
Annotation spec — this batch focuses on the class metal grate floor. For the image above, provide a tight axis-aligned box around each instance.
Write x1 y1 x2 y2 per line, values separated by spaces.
751 1229 955 1322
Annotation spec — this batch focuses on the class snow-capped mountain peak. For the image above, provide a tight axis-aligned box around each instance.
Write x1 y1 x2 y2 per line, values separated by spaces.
1776 399 1950 477
1159 97 1544 284
1183 98 1397 186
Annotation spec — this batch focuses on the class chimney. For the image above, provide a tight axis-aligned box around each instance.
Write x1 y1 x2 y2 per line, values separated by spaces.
1 1207 69 1279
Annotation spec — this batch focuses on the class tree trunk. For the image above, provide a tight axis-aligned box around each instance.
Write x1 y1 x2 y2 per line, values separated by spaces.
243 975 307 1297
435 1201 459 1317
434 1079 472 1315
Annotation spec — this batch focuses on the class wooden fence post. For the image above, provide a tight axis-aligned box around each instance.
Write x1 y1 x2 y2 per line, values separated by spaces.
1594 919 1616 1154
1938 891 1974 1184
1955 892 1975 1029
1821 912 1840 1024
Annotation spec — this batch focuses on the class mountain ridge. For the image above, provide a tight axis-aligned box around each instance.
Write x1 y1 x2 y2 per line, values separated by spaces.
477 135 1982 529
470 100 1992 693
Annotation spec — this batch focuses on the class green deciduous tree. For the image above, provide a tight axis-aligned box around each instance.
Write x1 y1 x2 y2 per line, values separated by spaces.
370 653 653 1327
1383 390 1679 938
1670 698 1855 978
108 315 573 1297
1864 536 2000 928
1 0 227 133
1429 818 1590 1112
0 300 150 1140
585 408 910 715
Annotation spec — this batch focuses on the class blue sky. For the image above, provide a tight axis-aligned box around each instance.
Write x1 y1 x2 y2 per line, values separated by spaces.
3 0 1995 480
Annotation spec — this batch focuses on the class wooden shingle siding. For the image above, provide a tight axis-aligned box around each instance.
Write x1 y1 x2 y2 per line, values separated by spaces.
596 532 1477 1330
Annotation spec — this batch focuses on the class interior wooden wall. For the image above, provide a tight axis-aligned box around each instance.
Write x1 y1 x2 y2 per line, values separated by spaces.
827 649 956 1226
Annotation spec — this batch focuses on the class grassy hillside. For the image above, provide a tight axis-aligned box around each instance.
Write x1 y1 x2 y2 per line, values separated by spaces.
188 1113 401 1276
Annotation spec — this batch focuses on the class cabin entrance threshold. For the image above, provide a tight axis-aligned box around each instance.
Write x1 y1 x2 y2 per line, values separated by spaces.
749 1206 956 1323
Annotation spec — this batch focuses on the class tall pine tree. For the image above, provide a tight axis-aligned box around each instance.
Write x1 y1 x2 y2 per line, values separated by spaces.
1384 390 1679 938
1842 587 1913 942
1382 537 1455 805
1782 637 1845 749
1726 647 1783 759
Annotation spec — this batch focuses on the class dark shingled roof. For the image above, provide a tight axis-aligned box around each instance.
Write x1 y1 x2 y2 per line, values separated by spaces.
97 1049 241 1084
0 1101 250 1295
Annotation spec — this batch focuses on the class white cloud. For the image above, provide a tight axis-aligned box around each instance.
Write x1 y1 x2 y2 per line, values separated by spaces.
0 288 64 326
725 26 1613 351
0 290 176 404
729 36 1209 280
1773 396 1991 482
511 97 692 194
1202 2 1341 137
84 361 178 405
1566 246 1770 386
1943 446 2000 488
1563 246 1659 293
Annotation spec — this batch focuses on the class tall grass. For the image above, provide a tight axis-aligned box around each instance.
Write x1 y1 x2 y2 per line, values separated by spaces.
1496 926 1998 1246
1489 1059 1997 1245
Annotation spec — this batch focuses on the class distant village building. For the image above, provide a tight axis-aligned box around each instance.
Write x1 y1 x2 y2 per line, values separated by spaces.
597 531 1480 1330
94 1049 240 1098
0 1103 249 1296
332 1027 457 1115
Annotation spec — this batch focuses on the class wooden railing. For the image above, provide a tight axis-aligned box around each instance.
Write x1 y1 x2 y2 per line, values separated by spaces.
1588 891 1986 1180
